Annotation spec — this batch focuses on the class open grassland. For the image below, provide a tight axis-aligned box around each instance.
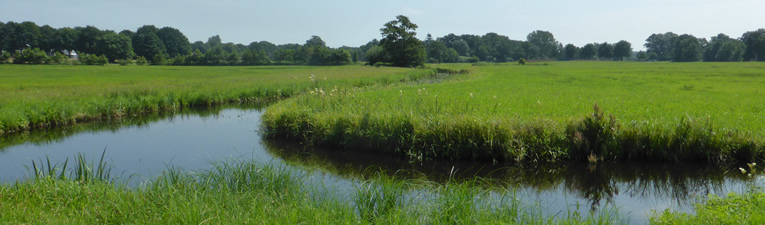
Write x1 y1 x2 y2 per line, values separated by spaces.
0 159 626 224
262 61 765 163
0 64 438 135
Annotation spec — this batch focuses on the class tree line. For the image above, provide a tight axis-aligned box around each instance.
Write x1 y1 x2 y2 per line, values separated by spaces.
0 21 352 66
1 18 764 66
643 31 765 62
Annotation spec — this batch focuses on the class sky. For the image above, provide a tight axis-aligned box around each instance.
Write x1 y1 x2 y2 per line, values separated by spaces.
2 0 764 50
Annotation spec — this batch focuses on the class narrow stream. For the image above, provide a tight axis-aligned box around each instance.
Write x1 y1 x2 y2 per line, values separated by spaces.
0 106 761 224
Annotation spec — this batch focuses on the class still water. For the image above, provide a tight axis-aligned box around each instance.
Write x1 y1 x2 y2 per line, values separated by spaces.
0 106 761 224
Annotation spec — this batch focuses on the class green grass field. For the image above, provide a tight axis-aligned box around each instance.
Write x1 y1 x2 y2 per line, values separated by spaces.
262 61 765 163
0 64 437 134
2 62 765 224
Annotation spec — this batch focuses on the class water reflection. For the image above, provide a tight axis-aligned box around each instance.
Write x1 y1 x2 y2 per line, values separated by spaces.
0 106 760 223
0 105 269 183
265 140 757 211
0 104 266 152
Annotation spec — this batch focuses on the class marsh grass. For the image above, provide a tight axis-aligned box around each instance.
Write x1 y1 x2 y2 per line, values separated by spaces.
650 192 765 224
2 156 631 224
262 62 765 163
27 148 115 184
0 65 442 135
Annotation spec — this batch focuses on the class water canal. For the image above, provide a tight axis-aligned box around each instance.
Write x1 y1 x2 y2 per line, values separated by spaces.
0 106 761 224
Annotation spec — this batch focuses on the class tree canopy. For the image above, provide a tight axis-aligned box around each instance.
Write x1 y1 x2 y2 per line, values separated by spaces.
2 19 764 65
379 15 426 67
613 40 632 61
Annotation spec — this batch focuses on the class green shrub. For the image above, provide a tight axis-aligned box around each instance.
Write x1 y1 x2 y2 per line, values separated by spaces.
46 52 69 65
80 54 109 65
0 51 11 63
152 53 166 65
135 56 149 65
518 58 526 65
14 48 48 64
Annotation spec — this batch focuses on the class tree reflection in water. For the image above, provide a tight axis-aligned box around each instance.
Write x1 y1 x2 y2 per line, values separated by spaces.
266 140 756 211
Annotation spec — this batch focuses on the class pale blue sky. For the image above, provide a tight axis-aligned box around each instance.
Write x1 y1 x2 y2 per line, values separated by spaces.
2 0 764 50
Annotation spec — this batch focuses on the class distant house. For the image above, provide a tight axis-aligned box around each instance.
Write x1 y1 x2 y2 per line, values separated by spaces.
63 50 79 60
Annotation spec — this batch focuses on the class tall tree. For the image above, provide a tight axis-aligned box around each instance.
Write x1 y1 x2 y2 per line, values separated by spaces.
526 30 558 59
74 26 102 55
598 42 613 60
379 15 426 67
272 49 295 64
248 41 277 58
0 21 13 51
741 29 765 61
2 21 41 52
191 41 208 53
156 27 191 57
364 45 385 65
579 43 597 60
703 33 744 62
95 32 134 62
305 35 326 48
644 32 678 61
207 35 222 49
716 40 745 62
426 40 449 63
612 40 632 61
673 34 702 62
133 25 166 62
563 44 577 60
450 39 471 56
38 25 57 53
55 27 79 55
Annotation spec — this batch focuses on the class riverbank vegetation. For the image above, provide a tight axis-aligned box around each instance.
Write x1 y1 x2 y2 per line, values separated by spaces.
651 191 765 224
0 65 441 135
0 158 627 224
262 61 765 163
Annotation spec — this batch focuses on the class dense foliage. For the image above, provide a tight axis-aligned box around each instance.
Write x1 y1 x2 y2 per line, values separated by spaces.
379 15 427 67
1 20 764 65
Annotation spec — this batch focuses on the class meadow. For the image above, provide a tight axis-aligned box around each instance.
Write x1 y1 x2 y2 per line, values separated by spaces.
1 62 764 224
0 64 437 135
262 61 765 163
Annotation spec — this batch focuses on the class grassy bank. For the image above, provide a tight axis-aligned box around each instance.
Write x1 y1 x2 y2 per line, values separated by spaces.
0 158 626 224
262 61 765 163
0 64 440 135
650 191 765 224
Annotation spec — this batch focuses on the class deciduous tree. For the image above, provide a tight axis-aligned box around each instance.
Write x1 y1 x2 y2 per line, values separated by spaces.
612 40 632 61
563 44 577 60
95 32 134 62
379 15 426 67
742 29 765 61
579 43 597 60
598 42 613 60
526 30 558 59
673 34 702 62
156 27 191 57
644 32 678 61
75 26 102 55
